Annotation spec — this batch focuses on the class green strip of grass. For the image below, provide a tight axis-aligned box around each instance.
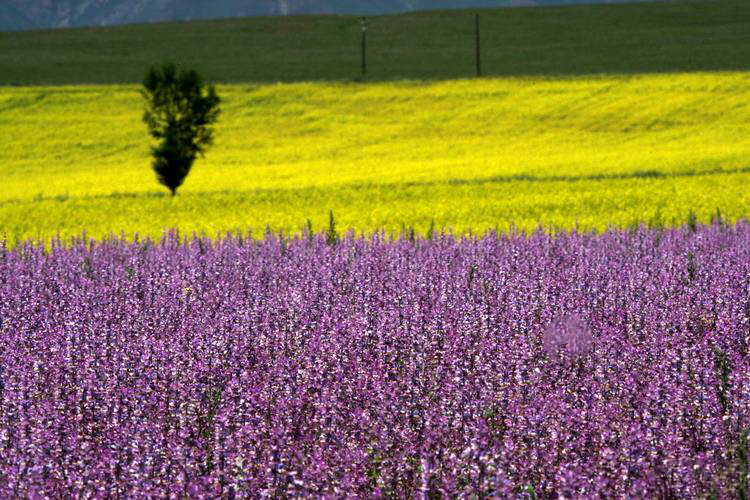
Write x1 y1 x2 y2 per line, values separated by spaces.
0 0 748 84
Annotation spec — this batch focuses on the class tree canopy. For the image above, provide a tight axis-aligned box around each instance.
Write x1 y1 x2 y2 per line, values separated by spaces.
142 63 220 196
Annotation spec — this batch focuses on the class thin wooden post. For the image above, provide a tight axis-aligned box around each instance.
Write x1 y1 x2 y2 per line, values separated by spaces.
475 13 481 77
361 17 368 78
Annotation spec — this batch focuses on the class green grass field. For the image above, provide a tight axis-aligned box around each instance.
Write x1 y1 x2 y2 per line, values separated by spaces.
2 71 750 244
1 0 748 84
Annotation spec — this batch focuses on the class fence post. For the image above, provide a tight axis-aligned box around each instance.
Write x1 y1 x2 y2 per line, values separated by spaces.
361 16 368 78
475 13 481 77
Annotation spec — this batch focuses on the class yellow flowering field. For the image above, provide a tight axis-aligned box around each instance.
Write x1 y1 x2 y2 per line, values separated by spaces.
2 72 750 243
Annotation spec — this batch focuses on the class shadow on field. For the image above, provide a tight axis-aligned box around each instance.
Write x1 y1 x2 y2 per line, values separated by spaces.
3 165 749 206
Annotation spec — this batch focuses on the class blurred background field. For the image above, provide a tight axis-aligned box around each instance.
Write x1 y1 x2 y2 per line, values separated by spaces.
2 72 750 243
1 0 750 243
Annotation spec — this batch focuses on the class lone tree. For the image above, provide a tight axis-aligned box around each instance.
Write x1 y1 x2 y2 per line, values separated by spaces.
142 64 220 196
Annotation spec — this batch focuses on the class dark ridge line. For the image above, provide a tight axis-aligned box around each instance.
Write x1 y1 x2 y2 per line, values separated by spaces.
438 165 750 187
1 165 748 206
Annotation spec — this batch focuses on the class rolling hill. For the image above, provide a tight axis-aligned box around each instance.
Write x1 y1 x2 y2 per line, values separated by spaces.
1 0 746 84
1 0 659 31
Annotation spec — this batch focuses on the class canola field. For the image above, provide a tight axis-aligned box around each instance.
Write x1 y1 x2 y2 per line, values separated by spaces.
2 71 750 243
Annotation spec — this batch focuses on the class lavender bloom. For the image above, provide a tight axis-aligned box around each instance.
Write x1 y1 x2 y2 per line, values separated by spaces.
0 224 748 497
543 314 593 364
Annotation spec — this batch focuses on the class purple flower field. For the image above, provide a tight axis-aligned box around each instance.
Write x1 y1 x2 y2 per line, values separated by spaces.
1 224 749 498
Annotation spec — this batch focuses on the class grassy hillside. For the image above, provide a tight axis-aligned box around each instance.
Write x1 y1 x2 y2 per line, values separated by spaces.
0 0 748 84
2 72 749 243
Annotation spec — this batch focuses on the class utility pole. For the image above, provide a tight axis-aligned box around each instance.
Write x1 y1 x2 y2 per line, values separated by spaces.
475 13 481 77
361 17 368 78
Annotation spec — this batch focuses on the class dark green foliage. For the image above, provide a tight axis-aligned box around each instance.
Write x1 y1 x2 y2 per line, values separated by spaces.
141 64 220 196
197 386 222 475
326 210 338 246
517 484 537 499
82 256 94 278
688 210 698 233
687 251 698 283
306 218 314 244
714 346 731 415
738 429 748 500
711 345 749 499
711 208 728 228
426 219 435 240
467 263 478 289
647 209 664 230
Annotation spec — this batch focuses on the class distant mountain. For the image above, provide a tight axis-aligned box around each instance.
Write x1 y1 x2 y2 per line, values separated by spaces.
0 0 654 32
0 2 34 31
